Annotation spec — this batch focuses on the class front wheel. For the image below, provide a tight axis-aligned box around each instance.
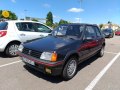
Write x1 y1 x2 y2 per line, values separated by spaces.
62 57 78 80
5 43 20 57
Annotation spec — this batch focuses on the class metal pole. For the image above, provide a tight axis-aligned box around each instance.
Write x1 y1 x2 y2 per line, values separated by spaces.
24 10 27 20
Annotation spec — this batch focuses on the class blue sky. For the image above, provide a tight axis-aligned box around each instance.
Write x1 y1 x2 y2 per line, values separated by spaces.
0 0 120 24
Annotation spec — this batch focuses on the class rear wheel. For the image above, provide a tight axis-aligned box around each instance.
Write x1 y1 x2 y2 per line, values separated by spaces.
97 46 105 57
5 43 20 57
62 57 78 80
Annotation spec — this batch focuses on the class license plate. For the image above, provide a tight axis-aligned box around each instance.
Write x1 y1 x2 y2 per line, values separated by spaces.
22 57 35 66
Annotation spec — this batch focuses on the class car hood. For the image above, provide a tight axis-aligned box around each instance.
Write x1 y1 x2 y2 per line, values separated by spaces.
24 36 76 52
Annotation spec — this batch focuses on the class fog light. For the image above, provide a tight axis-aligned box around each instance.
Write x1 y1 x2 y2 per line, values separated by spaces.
45 68 51 74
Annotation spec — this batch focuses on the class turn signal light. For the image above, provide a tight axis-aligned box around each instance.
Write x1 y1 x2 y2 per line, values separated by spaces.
51 52 57 62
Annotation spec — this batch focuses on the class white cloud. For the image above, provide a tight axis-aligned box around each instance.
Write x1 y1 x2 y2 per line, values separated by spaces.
68 8 84 13
43 3 51 8
11 0 16 3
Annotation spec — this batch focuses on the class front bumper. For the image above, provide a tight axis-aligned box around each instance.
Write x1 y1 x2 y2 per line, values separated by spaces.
17 51 64 76
104 34 111 38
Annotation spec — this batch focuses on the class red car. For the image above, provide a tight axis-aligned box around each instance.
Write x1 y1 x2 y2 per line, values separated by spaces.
115 30 120 35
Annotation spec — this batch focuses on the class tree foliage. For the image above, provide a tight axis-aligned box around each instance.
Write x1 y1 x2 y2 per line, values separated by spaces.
99 24 103 29
59 19 69 25
32 18 39 22
0 10 18 20
52 22 59 29
46 11 53 27
108 21 112 24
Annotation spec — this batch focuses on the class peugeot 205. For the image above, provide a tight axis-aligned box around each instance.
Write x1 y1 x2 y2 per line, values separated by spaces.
17 23 105 80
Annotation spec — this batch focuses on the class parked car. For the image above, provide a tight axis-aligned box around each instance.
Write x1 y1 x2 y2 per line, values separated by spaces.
0 20 52 57
17 23 105 80
115 30 120 35
102 28 114 38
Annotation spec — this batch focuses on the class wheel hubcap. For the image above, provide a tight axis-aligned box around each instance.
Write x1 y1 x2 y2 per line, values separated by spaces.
67 60 77 77
101 47 104 56
9 45 19 56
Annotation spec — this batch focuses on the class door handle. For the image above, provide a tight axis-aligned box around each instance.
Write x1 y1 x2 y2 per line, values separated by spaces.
39 35 44 37
96 39 99 42
20 34 26 36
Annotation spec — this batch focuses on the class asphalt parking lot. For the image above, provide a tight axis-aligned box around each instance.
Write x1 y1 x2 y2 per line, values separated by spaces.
0 36 120 90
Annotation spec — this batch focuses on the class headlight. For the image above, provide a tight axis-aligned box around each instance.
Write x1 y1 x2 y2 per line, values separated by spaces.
40 52 57 62
18 44 24 52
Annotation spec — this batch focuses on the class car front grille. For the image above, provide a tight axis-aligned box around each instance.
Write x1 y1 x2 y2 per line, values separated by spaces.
22 48 42 59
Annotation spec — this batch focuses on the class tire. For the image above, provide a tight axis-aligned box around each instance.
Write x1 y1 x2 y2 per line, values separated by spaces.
62 57 78 80
97 46 105 57
111 34 114 38
5 43 20 57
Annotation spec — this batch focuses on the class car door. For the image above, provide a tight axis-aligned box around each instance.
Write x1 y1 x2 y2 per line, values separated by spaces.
15 22 42 42
94 26 103 51
33 23 52 37
79 25 98 60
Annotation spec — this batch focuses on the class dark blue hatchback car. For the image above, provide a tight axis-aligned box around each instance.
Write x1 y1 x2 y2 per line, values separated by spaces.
17 23 105 80
102 28 114 38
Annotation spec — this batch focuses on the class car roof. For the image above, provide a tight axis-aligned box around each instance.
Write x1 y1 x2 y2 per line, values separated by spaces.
6 20 40 23
60 23 98 26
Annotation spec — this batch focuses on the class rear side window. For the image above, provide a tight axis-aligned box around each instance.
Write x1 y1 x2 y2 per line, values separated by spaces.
0 22 8 30
16 22 35 32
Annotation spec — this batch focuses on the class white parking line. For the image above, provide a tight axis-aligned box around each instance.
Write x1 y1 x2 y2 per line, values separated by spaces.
85 52 120 90
105 51 118 55
0 60 22 68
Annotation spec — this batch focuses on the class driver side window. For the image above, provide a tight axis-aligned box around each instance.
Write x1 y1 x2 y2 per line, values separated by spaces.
84 26 96 40
84 26 97 39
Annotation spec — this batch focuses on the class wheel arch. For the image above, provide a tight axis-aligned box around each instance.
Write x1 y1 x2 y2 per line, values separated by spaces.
103 42 105 47
64 52 79 65
4 40 21 52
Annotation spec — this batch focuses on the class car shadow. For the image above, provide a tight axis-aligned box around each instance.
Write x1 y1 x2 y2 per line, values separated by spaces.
23 55 99 83
77 55 99 72
23 65 63 83
0 52 12 58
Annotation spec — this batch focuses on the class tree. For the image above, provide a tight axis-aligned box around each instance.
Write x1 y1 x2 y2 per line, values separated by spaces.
99 24 103 29
52 22 59 28
32 18 39 22
108 21 112 24
59 19 69 25
46 11 53 27
107 21 112 29
0 10 18 20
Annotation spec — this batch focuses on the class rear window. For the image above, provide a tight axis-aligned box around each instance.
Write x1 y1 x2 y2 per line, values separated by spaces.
0 22 8 30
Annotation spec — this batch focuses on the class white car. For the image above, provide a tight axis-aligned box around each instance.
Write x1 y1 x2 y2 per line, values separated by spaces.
0 20 52 57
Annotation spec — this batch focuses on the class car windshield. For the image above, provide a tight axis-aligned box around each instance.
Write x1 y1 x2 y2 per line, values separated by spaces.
0 22 8 30
103 29 112 33
52 25 83 38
